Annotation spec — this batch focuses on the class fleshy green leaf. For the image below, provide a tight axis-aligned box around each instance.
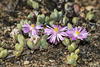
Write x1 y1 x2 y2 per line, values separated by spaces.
62 38 70 46
17 34 25 45
67 23 73 29
15 43 24 51
27 0 39 9
0 49 8 58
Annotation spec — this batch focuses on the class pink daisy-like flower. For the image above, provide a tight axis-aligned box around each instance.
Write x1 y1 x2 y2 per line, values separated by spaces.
66 27 88 40
44 25 67 44
22 24 43 36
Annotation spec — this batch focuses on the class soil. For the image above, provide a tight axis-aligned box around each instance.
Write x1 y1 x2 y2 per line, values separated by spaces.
0 0 100 67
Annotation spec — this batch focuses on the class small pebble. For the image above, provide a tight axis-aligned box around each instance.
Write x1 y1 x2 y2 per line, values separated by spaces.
86 6 94 11
49 59 55 62
24 61 30 65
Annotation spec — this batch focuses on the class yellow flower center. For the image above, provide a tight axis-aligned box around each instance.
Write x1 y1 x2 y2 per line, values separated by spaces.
75 31 80 35
54 27 59 32
31 24 35 28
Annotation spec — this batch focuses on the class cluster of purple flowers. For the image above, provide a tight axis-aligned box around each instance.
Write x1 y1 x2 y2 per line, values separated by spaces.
22 24 88 44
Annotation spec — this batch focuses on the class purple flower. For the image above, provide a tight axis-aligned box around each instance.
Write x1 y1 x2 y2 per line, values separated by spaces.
66 27 88 40
22 24 43 36
44 25 67 44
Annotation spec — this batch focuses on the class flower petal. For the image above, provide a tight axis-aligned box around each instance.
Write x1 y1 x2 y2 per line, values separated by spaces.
22 24 31 33
35 25 43 29
60 26 67 31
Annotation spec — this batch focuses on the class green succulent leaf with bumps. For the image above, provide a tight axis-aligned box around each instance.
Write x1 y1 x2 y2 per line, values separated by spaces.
0 49 8 58
86 11 95 20
17 24 22 30
13 51 22 57
15 43 24 52
62 38 70 46
50 9 59 21
50 9 63 21
37 14 45 25
62 16 69 25
27 0 39 9
27 12 34 18
17 34 25 45
0 47 4 51
72 17 79 25
75 49 80 54
67 53 79 66
27 39 39 50
45 16 51 24
39 35 48 49
67 23 73 29
68 42 77 52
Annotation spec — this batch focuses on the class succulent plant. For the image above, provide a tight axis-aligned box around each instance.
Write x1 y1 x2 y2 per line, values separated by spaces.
9 3 91 66
27 0 39 9
86 11 95 20
50 9 59 21
27 39 34 49
72 17 79 25
17 24 22 30
49 21 55 26
67 23 73 29
10 28 20 40
67 53 78 66
50 9 63 21
0 49 8 58
62 16 69 25
14 43 24 57
68 42 77 52
19 19 31 26
62 38 70 46
36 14 45 25
13 51 22 57
15 43 24 51
39 35 48 49
27 39 39 50
64 2 73 12
0 42 5 47
27 12 34 18
0 47 4 51
75 49 80 54
58 11 63 20
17 34 25 45
45 16 50 24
